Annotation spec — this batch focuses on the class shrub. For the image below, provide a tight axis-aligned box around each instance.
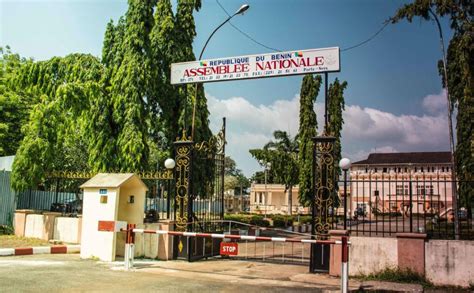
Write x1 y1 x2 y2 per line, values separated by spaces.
224 214 270 227
249 215 270 227
298 215 312 224
270 215 293 228
0 225 14 235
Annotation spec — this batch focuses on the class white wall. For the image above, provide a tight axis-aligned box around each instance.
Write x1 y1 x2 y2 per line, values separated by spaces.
425 240 474 287
349 236 398 276
54 217 81 243
24 214 44 239
80 187 119 261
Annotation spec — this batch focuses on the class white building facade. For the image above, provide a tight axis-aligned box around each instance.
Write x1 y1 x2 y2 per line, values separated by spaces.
349 152 454 218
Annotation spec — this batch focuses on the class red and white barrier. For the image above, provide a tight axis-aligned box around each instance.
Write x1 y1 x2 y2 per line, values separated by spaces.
0 245 80 257
130 228 337 245
100 220 350 291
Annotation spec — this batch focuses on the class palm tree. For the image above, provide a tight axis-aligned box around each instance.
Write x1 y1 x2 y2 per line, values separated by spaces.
262 131 299 215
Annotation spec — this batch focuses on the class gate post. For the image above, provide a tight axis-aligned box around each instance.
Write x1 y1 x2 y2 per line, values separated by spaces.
173 130 193 261
124 224 136 270
310 136 336 273
174 130 193 232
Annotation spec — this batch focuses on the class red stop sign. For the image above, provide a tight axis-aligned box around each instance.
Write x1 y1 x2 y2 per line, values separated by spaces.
220 242 238 256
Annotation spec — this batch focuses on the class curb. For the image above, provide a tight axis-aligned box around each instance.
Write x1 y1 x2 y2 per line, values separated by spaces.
0 245 80 256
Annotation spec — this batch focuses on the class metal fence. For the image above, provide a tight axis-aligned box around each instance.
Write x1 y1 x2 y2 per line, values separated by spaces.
338 178 473 240
0 171 16 225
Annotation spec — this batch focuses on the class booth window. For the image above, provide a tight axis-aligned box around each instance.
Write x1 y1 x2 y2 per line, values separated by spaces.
100 195 108 204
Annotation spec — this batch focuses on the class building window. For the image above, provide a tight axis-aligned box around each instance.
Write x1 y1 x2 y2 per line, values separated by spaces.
396 185 409 195
365 168 368 173
383 168 387 173
374 168 378 173
374 190 379 196
405 167 408 172
421 167 424 172
415 167 417 172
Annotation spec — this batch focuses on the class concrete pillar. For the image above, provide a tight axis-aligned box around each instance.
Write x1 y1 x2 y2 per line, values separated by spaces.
42 212 62 241
77 216 83 244
158 220 174 260
13 210 35 237
329 229 350 277
396 233 427 275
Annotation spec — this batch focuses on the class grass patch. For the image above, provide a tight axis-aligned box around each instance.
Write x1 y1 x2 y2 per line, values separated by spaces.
354 267 433 288
0 235 51 248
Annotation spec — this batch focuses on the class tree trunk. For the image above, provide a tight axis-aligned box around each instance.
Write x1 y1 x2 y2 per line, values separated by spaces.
288 186 293 215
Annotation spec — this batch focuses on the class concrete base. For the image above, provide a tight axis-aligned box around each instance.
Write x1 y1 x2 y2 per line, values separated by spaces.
117 221 175 260
396 233 426 276
329 229 349 277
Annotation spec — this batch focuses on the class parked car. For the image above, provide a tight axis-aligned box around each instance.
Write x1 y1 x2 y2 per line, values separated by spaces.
353 207 367 219
50 199 82 214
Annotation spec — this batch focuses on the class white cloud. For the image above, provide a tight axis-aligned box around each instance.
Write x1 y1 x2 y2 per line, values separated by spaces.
208 92 450 177
422 89 447 114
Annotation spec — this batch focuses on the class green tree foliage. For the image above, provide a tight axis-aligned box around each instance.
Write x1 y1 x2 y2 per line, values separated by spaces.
174 0 211 144
150 0 178 146
391 0 473 212
445 33 474 212
327 78 348 177
11 54 103 190
10 0 215 191
224 156 250 194
298 75 322 206
110 0 156 171
250 131 299 214
0 47 33 156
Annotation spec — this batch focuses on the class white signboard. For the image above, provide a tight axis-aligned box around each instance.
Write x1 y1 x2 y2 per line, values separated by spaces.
171 47 340 85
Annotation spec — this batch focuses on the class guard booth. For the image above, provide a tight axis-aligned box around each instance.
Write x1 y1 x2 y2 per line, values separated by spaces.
80 173 147 261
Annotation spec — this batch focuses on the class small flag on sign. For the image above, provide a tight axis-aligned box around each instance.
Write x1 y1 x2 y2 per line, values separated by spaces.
295 52 303 57
200 61 207 66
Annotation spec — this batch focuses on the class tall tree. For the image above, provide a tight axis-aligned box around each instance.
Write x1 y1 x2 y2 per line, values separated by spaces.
250 131 299 215
110 0 156 171
174 0 211 143
391 0 473 214
298 75 322 206
327 78 348 177
150 0 178 146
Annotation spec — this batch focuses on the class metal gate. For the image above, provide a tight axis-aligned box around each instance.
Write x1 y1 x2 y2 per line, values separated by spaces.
173 119 226 261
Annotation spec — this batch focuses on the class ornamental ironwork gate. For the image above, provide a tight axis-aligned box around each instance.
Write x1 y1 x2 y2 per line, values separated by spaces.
310 136 337 273
173 119 226 261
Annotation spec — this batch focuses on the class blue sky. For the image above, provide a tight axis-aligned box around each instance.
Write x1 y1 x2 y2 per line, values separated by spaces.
1 0 453 176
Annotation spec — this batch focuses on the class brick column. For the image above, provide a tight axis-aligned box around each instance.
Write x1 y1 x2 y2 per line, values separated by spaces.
329 229 350 277
13 210 35 237
42 212 62 241
159 220 175 260
396 233 427 275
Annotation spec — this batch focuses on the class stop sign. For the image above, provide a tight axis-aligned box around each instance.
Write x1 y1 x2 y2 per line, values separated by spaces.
220 242 238 256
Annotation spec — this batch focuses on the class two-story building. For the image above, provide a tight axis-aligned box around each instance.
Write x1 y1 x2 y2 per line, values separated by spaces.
349 152 454 217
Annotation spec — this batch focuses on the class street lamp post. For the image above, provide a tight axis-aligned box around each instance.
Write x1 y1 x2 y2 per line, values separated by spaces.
260 160 271 218
427 8 460 239
191 4 250 139
339 158 351 230
164 158 176 219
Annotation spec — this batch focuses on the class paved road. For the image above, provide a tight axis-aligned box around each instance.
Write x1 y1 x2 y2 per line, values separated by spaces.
0 254 338 292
